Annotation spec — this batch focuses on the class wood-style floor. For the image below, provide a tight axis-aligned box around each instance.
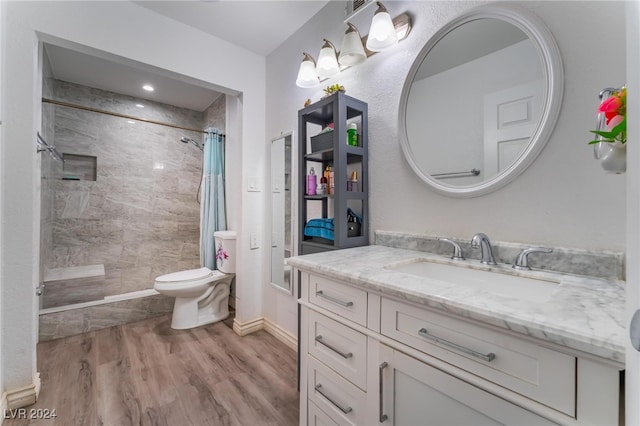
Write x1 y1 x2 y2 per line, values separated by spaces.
5 315 299 426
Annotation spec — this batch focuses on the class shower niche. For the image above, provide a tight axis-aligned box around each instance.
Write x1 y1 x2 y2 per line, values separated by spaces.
62 153 97 181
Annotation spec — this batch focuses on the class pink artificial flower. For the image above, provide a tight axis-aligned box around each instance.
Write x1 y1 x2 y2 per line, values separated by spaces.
599 95 622 113
599 95 623 124
607 114 624 130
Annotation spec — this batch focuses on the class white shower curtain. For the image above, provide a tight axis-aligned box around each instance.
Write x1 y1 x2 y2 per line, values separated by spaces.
200 127 226 269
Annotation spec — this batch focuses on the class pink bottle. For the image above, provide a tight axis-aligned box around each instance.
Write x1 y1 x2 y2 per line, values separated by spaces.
307 167 317 195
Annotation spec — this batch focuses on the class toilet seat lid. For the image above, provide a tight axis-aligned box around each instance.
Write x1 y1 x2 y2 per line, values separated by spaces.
156 267 213 283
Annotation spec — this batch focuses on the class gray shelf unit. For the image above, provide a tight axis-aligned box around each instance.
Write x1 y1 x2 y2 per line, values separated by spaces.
297 92 368 255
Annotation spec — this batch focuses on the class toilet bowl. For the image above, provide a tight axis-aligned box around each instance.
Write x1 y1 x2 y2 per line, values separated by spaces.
154 231 237 330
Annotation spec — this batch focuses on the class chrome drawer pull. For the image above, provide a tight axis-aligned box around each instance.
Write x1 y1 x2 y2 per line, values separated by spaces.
418 328 496 362
379 362 388 423
316 290 354 307
314 384 353 414
315 335 353 359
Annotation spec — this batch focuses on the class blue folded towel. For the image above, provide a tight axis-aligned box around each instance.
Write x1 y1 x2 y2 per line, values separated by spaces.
304 218 334 241
304 210 363 241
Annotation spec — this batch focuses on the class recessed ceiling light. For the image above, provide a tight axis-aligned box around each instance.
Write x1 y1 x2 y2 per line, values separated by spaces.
135 104 145 108
142 85 154 92
127 120 136 124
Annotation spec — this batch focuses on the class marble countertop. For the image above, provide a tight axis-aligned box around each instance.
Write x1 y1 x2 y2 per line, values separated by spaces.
288 245 626 364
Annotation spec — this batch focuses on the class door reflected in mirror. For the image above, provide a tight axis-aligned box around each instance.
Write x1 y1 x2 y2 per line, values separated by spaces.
406 18 543 185
270 133 294 294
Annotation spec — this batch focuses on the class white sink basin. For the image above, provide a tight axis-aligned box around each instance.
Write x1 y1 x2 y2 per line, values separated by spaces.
386 259 559 303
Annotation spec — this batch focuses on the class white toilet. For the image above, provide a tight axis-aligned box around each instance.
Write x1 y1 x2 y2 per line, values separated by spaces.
154 230 236 330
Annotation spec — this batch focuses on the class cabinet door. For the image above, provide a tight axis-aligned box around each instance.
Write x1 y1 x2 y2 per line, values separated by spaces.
377 344 558 426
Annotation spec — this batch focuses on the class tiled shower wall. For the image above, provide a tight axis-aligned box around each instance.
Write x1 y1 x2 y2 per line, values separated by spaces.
48 80 224 302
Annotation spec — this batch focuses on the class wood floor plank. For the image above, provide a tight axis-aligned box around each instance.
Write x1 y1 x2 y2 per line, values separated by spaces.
96 357 142 426
212 372 297 426
121 318 189 425
4 333 99 426
198 327 299 424
6 314 299 426
95 323 125 366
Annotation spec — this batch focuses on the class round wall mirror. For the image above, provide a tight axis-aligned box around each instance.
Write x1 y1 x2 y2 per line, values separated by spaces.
398 4 563 198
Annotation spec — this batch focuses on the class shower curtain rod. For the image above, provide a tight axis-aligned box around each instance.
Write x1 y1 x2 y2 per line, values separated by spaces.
42 98 225 136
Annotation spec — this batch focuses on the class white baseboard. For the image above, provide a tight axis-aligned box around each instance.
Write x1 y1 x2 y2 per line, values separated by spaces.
232 317 264 336
232 316 298 353
34 372 41 400
263 318 297 352
4 382 37 410
0 391 6 426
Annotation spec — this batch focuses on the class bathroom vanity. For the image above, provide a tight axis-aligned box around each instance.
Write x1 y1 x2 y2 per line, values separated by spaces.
289 245 625 426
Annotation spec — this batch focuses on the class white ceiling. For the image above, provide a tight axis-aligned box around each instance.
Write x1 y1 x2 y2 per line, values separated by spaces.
44 43 225 111
135 1 330 56
44 0 330 112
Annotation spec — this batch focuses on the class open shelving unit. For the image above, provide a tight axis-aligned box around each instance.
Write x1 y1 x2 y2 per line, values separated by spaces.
297 92 368 255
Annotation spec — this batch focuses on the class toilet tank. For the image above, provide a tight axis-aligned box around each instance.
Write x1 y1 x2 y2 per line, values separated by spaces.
214 230 236 274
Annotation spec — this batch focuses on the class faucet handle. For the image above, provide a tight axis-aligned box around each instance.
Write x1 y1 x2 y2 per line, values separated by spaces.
438 238 465 260
512 247 553 270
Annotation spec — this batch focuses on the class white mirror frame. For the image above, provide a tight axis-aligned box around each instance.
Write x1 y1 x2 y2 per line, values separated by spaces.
269 132 295 295
398 4 563 198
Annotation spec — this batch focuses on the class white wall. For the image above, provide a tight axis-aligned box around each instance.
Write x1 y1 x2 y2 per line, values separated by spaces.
1 0 266 398
264 1 627 335
0 0 4 410
626 1 639 424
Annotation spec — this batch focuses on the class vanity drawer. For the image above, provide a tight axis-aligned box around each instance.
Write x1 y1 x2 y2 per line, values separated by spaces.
308 310 367 390
308 274 367 326
381 298 576 416
307 356 367 426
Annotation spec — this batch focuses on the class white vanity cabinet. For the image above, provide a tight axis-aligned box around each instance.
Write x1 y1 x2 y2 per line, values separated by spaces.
298 271 624 426
375 343 556 425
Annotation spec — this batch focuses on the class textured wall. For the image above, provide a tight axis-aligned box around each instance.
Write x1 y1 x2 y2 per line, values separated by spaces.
263 1 628 336
48 80 214 300
267 0 626 251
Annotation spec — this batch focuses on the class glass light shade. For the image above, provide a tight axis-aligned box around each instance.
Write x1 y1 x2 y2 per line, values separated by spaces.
296 53 319 88
338 24 366 66
366 3 398 52
316 39 340 78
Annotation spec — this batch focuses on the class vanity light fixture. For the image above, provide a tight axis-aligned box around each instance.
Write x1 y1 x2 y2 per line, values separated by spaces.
366 2 398 51
142 84 154 92
316 39 341 78
295 2 411 88
338 23 367 66
295 52 320 88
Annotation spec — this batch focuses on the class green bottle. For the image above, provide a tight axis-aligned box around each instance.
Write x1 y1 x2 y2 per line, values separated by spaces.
347 123 358 146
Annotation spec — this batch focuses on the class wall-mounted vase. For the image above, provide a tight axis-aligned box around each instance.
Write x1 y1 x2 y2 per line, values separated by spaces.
600 142 626 174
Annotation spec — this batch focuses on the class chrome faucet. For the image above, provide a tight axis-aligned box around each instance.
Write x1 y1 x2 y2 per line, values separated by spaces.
438 237 465 260
470 233 497 265
513 247 553 270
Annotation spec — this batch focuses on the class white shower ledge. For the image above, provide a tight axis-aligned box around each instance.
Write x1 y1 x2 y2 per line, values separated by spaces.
40 289 160 315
